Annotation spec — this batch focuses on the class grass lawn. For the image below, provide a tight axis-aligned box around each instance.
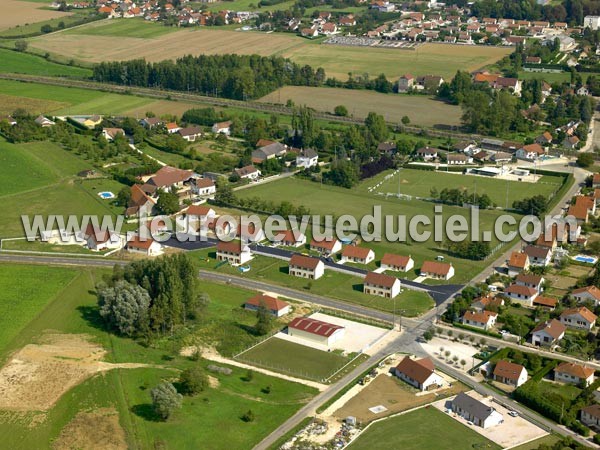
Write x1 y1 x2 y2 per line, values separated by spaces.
537 380 581 402
0 264 78 358
63 18 178 38
348 406 501 450
0 48 92 77
509 434 561 450
236 337 350 381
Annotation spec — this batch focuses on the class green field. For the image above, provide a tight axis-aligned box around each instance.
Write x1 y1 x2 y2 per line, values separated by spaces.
237 337 350 381
367 169 564 208
348 406 501 450
0 48 92 77
510 434 561 450
0 10 97 38
64 18 178 38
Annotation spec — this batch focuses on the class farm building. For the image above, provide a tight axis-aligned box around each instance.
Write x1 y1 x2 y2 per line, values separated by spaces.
287 317 345 347
394 356 444 391
244 294 290 317
363 272 401 299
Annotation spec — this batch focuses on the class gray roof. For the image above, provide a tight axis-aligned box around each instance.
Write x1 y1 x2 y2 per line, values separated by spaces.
452 392 496 421
299 148 318 158
256 142 286 157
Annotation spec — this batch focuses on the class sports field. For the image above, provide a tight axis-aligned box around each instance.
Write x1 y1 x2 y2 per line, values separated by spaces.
0 48 92 78
348 407 501 450
259 86 462 127
236 337 350 381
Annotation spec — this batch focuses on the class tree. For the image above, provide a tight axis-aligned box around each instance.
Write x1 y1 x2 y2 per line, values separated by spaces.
244 369 254 382
444 350 451 359
255 300 273 336
241 409 255 422
460 359 466 369
401 115 410 125
179 366 208 396
40 24 53 33
156 190 180 215
14 40 28 52
151 382 182 420
97 280 151 337
334 105 348 117
577 153 594 168
365 112 388 142
117 186 132 207
214 179 235 205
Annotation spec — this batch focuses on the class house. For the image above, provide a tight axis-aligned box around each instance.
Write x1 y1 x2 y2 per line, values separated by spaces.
377 142 397 155
535 131 553 146
287 316 345 347
363 272 401 299
584 15 600 30
531 319 566 346
84 223 121 251
185 204 216 219
493 360 528 387
234 165 261 181
0 115 17 126
471 296 504 312
420 261 454 280
397 74 414 92
321 22 337 34
125 184 156 217
490 151 512 164
166 122 180 134
472 151 489 162
532 296 558 310
244 293 290 317
289 254 325 280
526 56 542 64
451 392 504 429
516 143 545 160
563 135 580 150
102 127 125 141
592 174 600 189
196 178 216 196
560 307 597 331
507 251 530 276
300 26 319 38
272 229 306 247
462 310 498 330
341 246 375 265
144 166 195 193
555 362 595 386
212 120 232 135
380 253 414 273
310 238 342 255
125 234 163 256
140 117 163 129
394 357 444 391
515 273 544 293
416 147 438 160
181 204 216 234
416 75 444 92
34 115 55 127
215 240 252 265
296 148 318 168
567 203 589 224
252 142 287 163
504 284 538 306
572 286 600 306
178 126 203 142
339 15 356 26
237 222 266 244
447 153 471 165
580 404 600 428
454 141 478 154
524 245 551 267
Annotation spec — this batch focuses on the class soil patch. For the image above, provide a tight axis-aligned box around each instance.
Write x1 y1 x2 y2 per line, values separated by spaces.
53 407 127 450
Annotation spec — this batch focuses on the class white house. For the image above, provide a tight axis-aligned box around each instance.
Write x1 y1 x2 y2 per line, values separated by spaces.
178 126 203 142
394 357 444 391
572 286 600 306
493 360 528 387
462 310 498 330
296 148 319 169
212 120 232 135
102 127 125 141
287 316 344 347
516 143 545 160
380 253 414 273
524 245 552 267
451 392 504 429
310 238 342 255
420 261 454 280
196 178 216 196
234 165 261 181
244 293 290 317
125 234 163 256
84 224 121 251
363 272 401 299
34 115 55 127
341 246 375 265
515 273 544 293
215 240 252 265
531 319 566 346
507 251 530 276
555 362 595 386
166 122 181 134
559 307 597 331
416 146 438 160
580 405 600 428
584 15 600 30
504 284 538 306
447 153 472 165
289 254 325 280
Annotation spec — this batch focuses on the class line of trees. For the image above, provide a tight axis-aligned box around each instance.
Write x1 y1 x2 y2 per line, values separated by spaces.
431 187 494 209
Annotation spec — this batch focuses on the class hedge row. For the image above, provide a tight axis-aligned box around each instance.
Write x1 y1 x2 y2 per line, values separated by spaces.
451 322 502 339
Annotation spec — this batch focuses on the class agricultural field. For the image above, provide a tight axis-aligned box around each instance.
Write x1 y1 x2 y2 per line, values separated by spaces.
63 17 177 38
236 338 350 381
259 86 462 127
0 0 71 33
348 406 501 450
0 48 92 77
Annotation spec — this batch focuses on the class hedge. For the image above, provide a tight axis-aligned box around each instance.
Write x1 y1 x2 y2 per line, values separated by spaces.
452 322 502 339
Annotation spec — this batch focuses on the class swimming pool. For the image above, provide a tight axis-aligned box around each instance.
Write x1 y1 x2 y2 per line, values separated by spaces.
98 191 115 200
573 255 597 264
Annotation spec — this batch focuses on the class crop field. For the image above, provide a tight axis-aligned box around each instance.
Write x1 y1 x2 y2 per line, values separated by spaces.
0 48 92 78
236 337 350 381
364 169 565 207
348 407 501 450
0 0 71 32
259 86 462 127
63 17 178 38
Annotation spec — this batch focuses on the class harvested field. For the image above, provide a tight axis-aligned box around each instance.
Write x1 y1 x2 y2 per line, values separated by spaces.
0 93 68 116
53 408 127 450
0 0 71 31
121 99 216 118
0 333 150 411
259 86 461 127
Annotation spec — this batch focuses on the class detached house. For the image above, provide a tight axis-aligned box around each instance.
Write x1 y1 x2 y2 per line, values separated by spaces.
555 362 595 386
507 251 529 276
363 272 401 299
505 284 538 306
244 293 290 317
212 120 232 135
535 131 553 146
252 142 287 163
34 115 55 127
462 310 498 330
515 273 544 293
143 166 196 194
380 253 414 273
125 184 156 217
447 153 471 165
560 307 597 331
178 126 203 142
394 357 444 391
572 286 600 306
289 254 325 280
84 223 121 251
196 178 216 196
296 148 319 168
580 405 600 428
102 127 125 141
471 296 504 312
524 245 551 267
234 165 261 181
416 146 438 160
451 392 504 429
420 261 454 280
125 234 163 256
531 319 566 346
493 360 528 387
216 240 252 265
516 143 545 160
341 246 375 265
310 238 342 255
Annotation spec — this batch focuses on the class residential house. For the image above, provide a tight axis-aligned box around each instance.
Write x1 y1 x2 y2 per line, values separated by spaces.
252 142 287 163
593 173 600 188
84 223 121 251
420 261 454 280
572 286 600 306
397 74 415 92
524 245 552 267
196 178 216 196
140 117 163 129
377 142 397 155
244 293 290 317
532 296 558 310
394 357 444 391
580 404 600 428
339 15 356 26
144 166 195 194
563 135 580 150
462 310 498 330
215 240 252 265
472 151 490 162
471 296 504 312
451 392 504 428
125 184 156 217
559 306 597 331
515 273 544 293
102 127 125 141
272 229 306 247
416 147 439 160
380 253 414 273
34 115 55 127
535 131 553 146
526 56 542 64
493 360 528 387
507 251 530 276
341 246 375 265
300 26 319 38
555 362 595 386
178 126 203 142
166 122 180 134
531 319 566 346
289 254 325 280
491 151 513 164
310 238 342 255
363 272 401 299
211 120 232 135
321 22 337 34
125 234 163 256
234 165 261 181
415 75 444 92
504 284 538 306
454 141 479 154
288 316 344 347
237 222 266 244
296 148 318 168
516 143 545 160
447 153 471 165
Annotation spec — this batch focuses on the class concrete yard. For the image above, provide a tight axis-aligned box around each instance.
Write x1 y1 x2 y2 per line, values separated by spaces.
432 391 548 448
419 336 483 371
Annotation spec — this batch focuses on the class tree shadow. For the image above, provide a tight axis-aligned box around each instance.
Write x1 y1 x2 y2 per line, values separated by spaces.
77 305 105 331
236 322 259 337
131 404 162 422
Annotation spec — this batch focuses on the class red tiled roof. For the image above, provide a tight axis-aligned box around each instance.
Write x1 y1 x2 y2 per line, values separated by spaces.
288 317 343 337
289 254 321 270
493 360 525 381
342 245 372 259
196 178 214 188
186 204 213 216
364 271 398 288
572 286 600 301
532 319 566 339
505 284 537 297
216 240 244 254
533 296 558 308
381 253 411 268
310 238 338 251
149 166 194 188
508 252 528 268
521 143 545 154
126 234 155 250
395 357 435 384
420 260 452 276
555 362 594 379
245 293 289 311
463 310 497 324
561 306 597 323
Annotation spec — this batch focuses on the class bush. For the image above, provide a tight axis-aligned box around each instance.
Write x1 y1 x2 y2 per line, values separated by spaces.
179 366 208 396
334 105 348 116
242 410 255 422
151 382 182 420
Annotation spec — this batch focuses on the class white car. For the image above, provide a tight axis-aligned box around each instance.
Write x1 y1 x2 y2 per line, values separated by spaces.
508 411 519 417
